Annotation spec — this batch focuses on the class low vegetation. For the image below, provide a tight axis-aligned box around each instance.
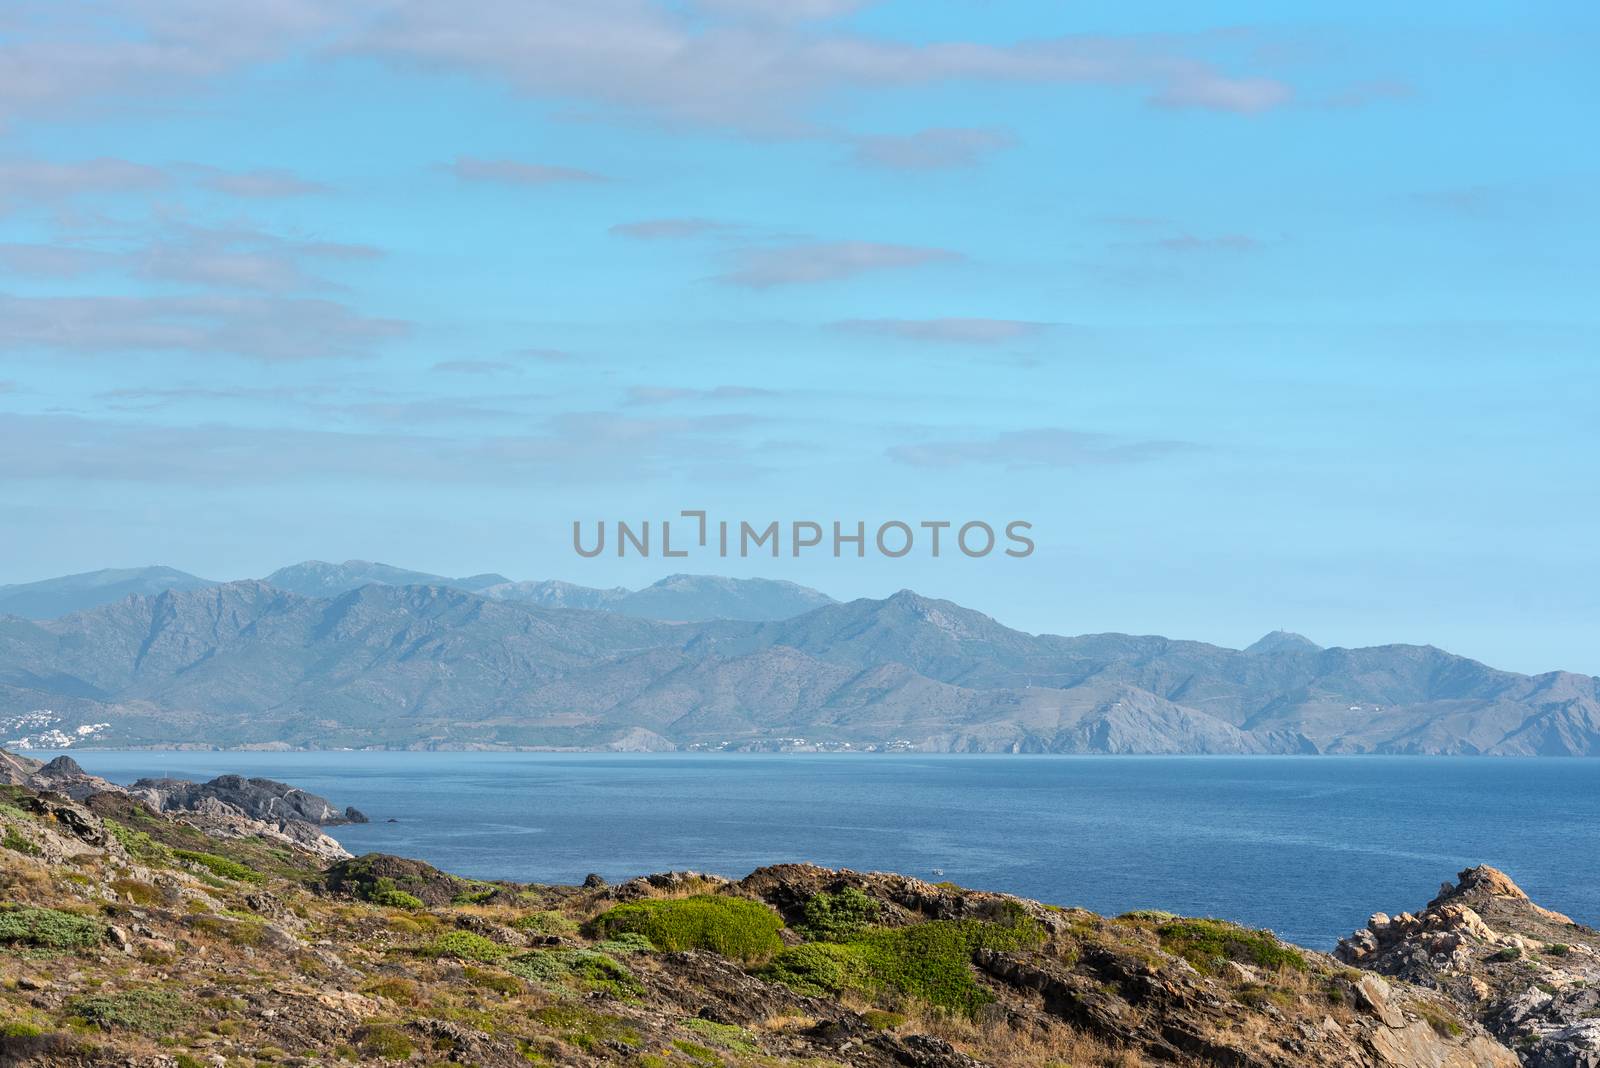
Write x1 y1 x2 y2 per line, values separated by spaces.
589 893 785 962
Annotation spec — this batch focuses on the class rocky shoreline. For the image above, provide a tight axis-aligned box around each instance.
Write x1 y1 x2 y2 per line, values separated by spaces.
1 749 1593 1067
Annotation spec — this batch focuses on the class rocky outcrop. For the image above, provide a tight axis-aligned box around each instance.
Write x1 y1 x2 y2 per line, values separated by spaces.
129 773 366 826
1339 866 1600 1067
0 748 356 862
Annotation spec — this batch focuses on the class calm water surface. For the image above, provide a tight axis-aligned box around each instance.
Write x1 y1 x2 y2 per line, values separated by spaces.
47 752 1600 950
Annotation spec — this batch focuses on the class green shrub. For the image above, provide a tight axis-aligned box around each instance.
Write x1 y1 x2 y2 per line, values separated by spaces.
360 977 419 1004
506 949 643 997
424 929 509 962
371 888 425 911
1156 918 1306 975
2 826 40 856
463 965 523 995
70 988 188 1034
357 1023 415 1059
0 905 104 949
1545 943 1573 957
589 895 783 962
796 887 878 941
171 849 263 884
683 1018 759 1054
513 910 578 935
1490 945 1522 962
763 915 1045 1015
533 1004 642 1053
594 932 653 955
452 885 498 905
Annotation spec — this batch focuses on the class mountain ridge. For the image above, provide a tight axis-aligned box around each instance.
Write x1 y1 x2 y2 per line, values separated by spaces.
1 579 1595 755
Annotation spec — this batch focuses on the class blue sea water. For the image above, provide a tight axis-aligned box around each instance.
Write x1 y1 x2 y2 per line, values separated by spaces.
42 752 1600 950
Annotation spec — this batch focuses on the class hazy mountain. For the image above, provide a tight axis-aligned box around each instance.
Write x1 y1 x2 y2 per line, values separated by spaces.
260 560 510 597
1 560 835 624
1246 630 1324 655
0 582 1595 755
0 566 218 619
611 574 837 622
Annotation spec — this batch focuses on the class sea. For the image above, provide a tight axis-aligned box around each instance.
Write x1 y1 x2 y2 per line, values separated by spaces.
36 751 1600 951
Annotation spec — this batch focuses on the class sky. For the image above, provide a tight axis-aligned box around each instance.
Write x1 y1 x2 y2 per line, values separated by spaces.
0 0 1595 675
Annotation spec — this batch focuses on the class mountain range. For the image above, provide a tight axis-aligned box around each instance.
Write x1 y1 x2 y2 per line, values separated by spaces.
0 571 1595 754
0 561 836 623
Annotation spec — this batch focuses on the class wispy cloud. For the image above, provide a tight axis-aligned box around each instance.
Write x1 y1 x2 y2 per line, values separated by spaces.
0 222 383 293
888 428 1191 469
1153 233 1261 253
610 218 736 240
350 3 1297 131
0 408 770 486
195 167 329 198
451 156 606 186
836 318 1047 345
624 385 773 405
717 241 960 288
850 127 1015 170
431 359 520 375
0 293 407 361
0 157 169 202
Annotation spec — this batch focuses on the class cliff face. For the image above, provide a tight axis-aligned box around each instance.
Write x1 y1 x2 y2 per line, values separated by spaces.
1 768 1518 1067
1338 866 1600 1067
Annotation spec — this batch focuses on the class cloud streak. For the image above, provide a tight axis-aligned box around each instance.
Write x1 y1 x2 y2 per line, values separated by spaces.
0 293 407 361
451 157 606 186
850 127 1015 170
837 318 1047 345
717 241 960 288
888 428 1191 469
610 218 736 240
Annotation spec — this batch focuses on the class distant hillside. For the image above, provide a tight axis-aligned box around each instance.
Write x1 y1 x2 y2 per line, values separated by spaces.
1 560 836 624
0 566 218 619
0 582 1595 754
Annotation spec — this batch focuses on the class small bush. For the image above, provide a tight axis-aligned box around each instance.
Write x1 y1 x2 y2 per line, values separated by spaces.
424 929 508 962
452 885 498 905
589 895 783 962
171 849 263 884
594 932 653 955
463 965 523 995
371 888 425 911
70 988 188 1034
1156 918 1306 975
0 905 104 949
2 826 40 857
360 976 419 1004
683 1018 759 1054
109 878 161 905
1490 946 1522 963
357 1023 415 1059
506 949 643 997
1545 943 1572 957
533 1004 642 1053
513 910 578 935
763 916 1045 1015
796 887 878 941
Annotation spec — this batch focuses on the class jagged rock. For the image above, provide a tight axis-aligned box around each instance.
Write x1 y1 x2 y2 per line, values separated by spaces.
1340 866 1600 1067
130 773 360 827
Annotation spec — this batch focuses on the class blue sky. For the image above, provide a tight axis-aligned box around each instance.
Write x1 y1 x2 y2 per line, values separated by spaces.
0 0 1595 674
